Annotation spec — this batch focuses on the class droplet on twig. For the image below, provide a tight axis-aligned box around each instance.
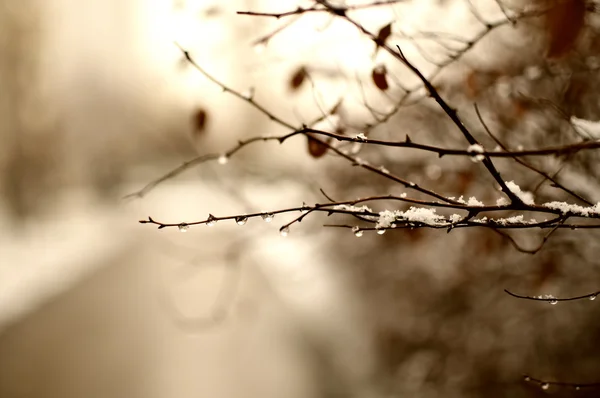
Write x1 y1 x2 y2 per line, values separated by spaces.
300 203 309 214
218 155 228 165
235 216 248 226
352 226 363 237
178 223 189 232
206 214 217 227
261 213 274 222
242 87 255 100
279 226 290 237
253 42 266 54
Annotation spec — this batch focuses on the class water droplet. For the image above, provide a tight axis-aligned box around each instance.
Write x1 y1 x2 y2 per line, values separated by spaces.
253 42 266 54
217 155 228 165
409 182 416 187
235 216 248 226
541 382 549 390
300 202 309 214
242 87 255 100
178 223 189 232
376 228 386 235
261 213 274 222
590 294 597 301
352 226 363 237
206 214 217 227
279 226 289 237
548 299 558 305
523 376 531 382
575 385 581 391
390 223 397 228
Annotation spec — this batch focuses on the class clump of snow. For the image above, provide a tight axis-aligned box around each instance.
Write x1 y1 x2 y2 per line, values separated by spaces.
353 157 367 166
543 201 600 216
449 214 462 223
498 215 525 225
377 210 396 229
452 196 484 206
400 207 446 225
355 133 367 141
571 116 600 139
467 144 484 153
467 144 485 162
375 207 448 227
472 215 530 225
333 204 372 213
505 181 535 205
496 197 509 206
466 197 484 206
400 193 407 198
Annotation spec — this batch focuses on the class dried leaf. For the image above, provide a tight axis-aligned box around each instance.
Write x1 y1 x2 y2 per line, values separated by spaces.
192 108 208 136
377 23 392 45
372 65 389 91
307 134 330 158
374 23 392 56
456 170 474 195
546 0 586 58
289 66 307 91
464 69 500 99
329 98 344 115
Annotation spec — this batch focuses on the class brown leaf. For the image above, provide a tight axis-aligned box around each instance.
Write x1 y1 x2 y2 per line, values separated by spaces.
545 0 586 58
464 69 500 99
307 134 330 158
377 23 392 44
289 66 307 91
192 108 208 136
374 23 392 56
372 65 389 91
456 170 474 195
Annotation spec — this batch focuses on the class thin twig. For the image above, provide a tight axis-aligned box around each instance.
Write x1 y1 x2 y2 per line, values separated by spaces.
504 289 600 302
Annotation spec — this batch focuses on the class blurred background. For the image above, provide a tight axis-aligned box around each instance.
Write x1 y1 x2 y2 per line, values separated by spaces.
1 0 600 397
